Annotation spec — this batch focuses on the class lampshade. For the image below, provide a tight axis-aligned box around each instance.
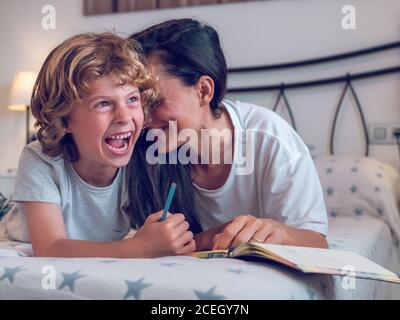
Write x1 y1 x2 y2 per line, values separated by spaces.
8 71 37 111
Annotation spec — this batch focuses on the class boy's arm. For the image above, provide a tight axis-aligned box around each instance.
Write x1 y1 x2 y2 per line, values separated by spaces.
23 202 196 258
24 202 145 258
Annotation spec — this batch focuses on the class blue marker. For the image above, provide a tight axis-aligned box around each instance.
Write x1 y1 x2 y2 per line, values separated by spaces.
160 183 177 221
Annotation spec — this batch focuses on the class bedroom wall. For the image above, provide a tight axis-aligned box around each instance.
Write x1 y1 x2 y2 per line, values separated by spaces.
0 0 399 173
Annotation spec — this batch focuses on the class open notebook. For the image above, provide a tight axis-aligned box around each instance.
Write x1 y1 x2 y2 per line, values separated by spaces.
192 243 400 284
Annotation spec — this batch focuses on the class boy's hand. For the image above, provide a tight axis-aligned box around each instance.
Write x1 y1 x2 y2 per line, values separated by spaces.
131 211 196 257
212 215 288 250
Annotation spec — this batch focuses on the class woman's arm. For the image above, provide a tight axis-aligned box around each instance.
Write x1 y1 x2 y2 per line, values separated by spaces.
24 202 196 258
198 215 328 251
194 222 229 251
282 224 328 248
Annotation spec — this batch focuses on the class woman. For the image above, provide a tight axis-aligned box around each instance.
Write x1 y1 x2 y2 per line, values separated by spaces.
127 19 328 251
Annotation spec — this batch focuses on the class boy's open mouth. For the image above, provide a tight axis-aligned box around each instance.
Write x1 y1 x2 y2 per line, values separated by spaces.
104 131 133 155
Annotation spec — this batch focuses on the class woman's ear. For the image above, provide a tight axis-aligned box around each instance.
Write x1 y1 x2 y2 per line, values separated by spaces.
196 76 214 107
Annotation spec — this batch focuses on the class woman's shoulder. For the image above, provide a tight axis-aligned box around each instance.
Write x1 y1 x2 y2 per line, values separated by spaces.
224 100 309 161
223 100 291 131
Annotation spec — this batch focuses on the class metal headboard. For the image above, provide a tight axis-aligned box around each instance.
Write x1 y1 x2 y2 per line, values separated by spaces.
226 41 400 157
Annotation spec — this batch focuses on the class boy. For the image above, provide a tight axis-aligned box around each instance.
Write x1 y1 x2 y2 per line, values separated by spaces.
0 32 195 258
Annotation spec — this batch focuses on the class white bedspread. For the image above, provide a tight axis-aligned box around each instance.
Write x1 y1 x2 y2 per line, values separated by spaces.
0 215 399 300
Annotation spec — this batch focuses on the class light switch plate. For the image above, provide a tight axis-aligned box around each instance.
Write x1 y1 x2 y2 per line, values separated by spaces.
368 123 400 145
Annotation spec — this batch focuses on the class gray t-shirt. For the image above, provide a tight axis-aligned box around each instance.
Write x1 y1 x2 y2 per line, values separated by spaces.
9 141 131 241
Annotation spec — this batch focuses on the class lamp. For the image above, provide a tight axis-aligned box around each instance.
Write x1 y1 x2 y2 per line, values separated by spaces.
8 71 37 144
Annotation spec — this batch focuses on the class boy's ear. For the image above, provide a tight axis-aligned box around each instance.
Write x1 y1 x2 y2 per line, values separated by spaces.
196 76 214 107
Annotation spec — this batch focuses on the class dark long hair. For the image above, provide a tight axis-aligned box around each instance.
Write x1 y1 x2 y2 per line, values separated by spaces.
126 19 228 233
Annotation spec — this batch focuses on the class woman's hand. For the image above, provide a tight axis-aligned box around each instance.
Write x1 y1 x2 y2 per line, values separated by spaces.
212 215 328 250
212 215 288 250
130 211 196 257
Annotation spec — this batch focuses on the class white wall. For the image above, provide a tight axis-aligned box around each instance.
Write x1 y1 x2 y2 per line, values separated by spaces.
0 0 399 172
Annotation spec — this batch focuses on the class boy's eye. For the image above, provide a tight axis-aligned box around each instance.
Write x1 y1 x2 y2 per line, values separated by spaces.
127 96 140 104
95 101 112 109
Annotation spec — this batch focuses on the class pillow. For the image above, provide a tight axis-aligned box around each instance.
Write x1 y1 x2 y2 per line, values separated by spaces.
0 192 12 220
0 203 30 242
313 156 400 245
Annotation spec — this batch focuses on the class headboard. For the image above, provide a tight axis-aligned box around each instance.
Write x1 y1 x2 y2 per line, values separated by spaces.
226 41 400 157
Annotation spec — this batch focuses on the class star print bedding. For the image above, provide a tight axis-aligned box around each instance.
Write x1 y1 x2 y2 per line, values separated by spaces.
314 156 400 244
0 156 399 299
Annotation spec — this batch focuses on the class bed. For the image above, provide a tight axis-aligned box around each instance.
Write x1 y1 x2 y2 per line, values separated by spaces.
2 41 400 299
1 156 399 300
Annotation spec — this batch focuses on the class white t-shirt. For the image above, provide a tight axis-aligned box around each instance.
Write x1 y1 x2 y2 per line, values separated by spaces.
193 100 328 236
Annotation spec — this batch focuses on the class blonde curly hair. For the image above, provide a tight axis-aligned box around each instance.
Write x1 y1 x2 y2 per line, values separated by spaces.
31 32 159 162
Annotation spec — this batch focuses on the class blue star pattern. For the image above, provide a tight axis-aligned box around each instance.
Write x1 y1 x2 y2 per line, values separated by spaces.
354 208 363 216
226 268 246 275
100 260 117 264
194 285 225 300
326 168 333 174
161 262 179 267
2 152 399 301
58 270 86 292
306 287 316 300
123 277 152 300
325 187 334 196
320 279 329 297
0 266 25 284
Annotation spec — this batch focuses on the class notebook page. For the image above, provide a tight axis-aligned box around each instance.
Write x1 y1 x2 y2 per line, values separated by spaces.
255 243 398 279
